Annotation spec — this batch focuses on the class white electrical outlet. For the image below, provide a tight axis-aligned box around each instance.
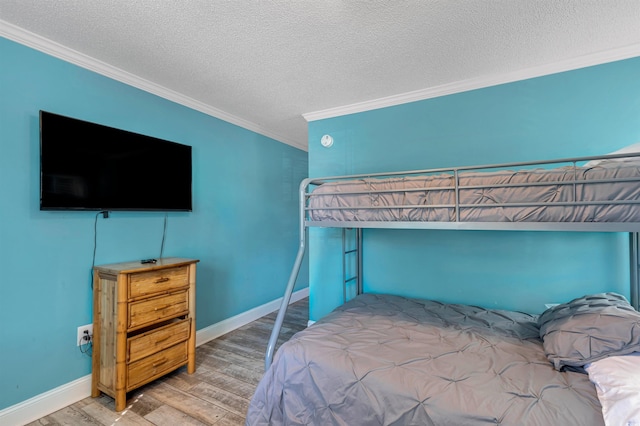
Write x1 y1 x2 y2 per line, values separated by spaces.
77 324 93 346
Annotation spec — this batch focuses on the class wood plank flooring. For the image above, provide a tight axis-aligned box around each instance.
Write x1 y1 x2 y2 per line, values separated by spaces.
27 298 309 426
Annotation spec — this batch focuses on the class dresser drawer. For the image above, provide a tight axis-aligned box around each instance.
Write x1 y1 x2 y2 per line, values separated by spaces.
127 318 191 363
129 266 189 299
126 341 188 391
128 291 189 330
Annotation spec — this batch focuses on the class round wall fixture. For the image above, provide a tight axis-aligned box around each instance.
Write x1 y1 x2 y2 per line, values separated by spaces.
320 134 334 148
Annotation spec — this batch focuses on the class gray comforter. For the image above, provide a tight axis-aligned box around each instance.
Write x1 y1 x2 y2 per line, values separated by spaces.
246 294 603 425
307 160 640 223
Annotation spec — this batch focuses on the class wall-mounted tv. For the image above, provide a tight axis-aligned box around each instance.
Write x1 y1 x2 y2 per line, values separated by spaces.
40 110 192 212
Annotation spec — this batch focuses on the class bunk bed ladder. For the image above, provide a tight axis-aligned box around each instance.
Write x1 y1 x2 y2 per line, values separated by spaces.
342 228 363 302
631 232 639 311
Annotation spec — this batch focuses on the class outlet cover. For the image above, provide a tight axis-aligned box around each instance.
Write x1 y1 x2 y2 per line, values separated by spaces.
77 324 93 346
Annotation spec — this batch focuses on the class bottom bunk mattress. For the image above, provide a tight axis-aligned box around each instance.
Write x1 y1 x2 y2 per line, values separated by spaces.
246 293 603 425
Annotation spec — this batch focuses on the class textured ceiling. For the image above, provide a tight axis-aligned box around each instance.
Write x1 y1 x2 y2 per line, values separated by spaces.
1 1 640 150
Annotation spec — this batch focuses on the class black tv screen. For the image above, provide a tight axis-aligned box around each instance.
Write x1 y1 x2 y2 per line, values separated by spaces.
40 110 192 212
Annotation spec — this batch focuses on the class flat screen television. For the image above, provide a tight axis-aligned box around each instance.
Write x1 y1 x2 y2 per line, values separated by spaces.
40 110 192 212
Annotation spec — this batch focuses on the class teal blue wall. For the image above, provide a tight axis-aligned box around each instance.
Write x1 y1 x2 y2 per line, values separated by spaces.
0 37 308 409
308 57 640 321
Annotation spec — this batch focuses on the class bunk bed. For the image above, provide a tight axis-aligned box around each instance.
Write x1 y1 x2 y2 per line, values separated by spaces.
246 148 640 426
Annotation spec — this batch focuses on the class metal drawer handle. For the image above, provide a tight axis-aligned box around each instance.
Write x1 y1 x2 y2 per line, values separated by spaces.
154 277 170 284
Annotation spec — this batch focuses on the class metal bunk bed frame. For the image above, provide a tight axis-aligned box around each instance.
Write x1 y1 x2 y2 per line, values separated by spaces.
265 152 640 369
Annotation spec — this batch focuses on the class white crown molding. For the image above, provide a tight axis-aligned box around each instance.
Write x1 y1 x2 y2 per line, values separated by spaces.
303 43 640 122
0 286 309 425
0 19 307 152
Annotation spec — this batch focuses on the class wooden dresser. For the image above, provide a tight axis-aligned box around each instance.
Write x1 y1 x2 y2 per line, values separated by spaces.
91 257 199 411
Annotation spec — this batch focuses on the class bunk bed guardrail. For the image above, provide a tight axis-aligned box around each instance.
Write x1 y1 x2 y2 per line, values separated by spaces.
265 151 640 369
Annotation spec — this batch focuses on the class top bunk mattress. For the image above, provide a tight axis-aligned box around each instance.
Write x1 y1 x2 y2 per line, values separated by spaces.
307 158 640 224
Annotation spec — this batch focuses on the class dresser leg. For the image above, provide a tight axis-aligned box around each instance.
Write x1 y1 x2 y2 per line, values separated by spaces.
115 391 126 412
91 384 100 398
188 354 196 374
91 347 101 397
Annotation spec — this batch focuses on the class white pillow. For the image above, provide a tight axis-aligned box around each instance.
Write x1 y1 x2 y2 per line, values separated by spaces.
585 142 640 167
585 352 640 426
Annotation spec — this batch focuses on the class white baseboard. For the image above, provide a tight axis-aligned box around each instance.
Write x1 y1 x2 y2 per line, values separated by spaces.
0 287 309 426
195 287 309 346
0 375 92 426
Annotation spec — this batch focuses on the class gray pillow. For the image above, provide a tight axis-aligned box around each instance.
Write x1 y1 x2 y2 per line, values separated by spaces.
537 292 640 371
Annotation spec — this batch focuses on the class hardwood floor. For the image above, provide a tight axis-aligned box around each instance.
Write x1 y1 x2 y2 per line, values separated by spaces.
28 298 309 426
